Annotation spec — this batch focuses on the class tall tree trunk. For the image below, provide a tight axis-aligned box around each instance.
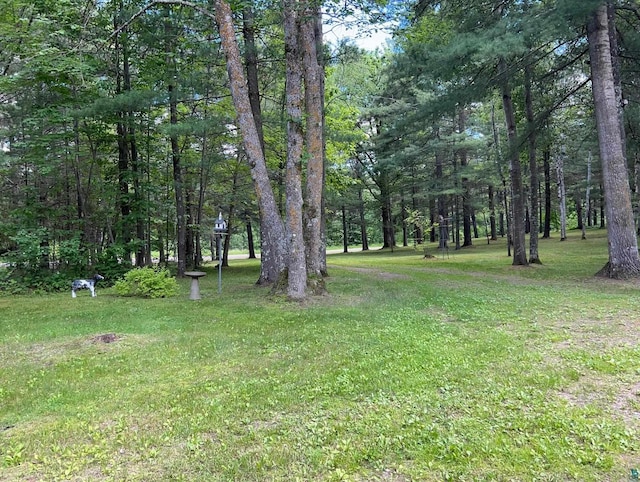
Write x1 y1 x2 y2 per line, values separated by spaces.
168 86 186 276
72 117 86 237
358 189 369 250
165 14 186 277
499 57 528 266
131 127 147 267
458 109 472 247
381 177 395 249
214 0 286 285
412 179 424 244
114 12 131 259
635 153 640 234
123 39 145 267
185 189 195 269
283 0 307 300
221 155 243 268
246 220 256 259
342 205 348 253
577 195 586 240
242 5 265 151
488 185 497 240
401 196 408 247
435 143 447 248
587 4 640 278
435 132 446 224
524 63 541 263
195 121 211 269
600 185 605 228
585 151 592 232
453 158 460 250
543 147 552 238
491 102 512 253
556 151 567 241
301 4 327 282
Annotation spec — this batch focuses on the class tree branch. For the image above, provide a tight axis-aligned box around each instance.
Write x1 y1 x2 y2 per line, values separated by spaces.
109 0 217 41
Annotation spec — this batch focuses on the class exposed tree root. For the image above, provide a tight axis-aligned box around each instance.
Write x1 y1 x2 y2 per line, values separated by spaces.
595 261 640 279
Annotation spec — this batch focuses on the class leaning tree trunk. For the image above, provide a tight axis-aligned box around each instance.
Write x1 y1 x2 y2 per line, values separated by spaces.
587 4 640 278
499 57 528 266
214 0 286 285
242 5 265 152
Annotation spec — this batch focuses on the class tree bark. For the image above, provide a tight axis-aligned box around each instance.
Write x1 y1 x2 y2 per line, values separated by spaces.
542 147 552 238
242 5 265 152
381 178 395 249
165 14 186 277
342 205 348 253
556 150 567 241
488 185 497 240
246 220 256 259
499 57 528 266
587 4 640 278
214 0 286 285
300 4 327 281
358 189 369 250
114 11 131 259
283 0 307 300
458 109 472 247
524 63 541 263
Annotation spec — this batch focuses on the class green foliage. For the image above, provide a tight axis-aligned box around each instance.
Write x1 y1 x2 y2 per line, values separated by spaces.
93 245 134 282
5 228 49 274
114 267 178 298
0 228 59 293
56 236 87 274
0 268 70 295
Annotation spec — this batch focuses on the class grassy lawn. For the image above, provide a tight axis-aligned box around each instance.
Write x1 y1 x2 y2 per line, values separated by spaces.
1 229 639 481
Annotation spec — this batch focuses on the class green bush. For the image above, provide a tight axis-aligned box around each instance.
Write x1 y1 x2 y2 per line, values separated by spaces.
114 267 178 298
6 228 49 273
56 237 89 275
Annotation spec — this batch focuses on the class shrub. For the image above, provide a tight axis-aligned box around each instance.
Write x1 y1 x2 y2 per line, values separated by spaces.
114 267 178 298
6 228 49 273
57 237 88 275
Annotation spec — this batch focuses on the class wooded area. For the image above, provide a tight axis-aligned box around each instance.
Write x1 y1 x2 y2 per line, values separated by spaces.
3 0 640 298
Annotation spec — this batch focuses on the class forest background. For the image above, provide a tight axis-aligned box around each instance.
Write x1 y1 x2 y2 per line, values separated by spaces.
3 0 640 299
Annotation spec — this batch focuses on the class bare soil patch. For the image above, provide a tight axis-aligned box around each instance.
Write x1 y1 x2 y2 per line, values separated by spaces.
92 333 120 344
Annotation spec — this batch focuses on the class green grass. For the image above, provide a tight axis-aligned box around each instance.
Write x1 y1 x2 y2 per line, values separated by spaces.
1 229 640 481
